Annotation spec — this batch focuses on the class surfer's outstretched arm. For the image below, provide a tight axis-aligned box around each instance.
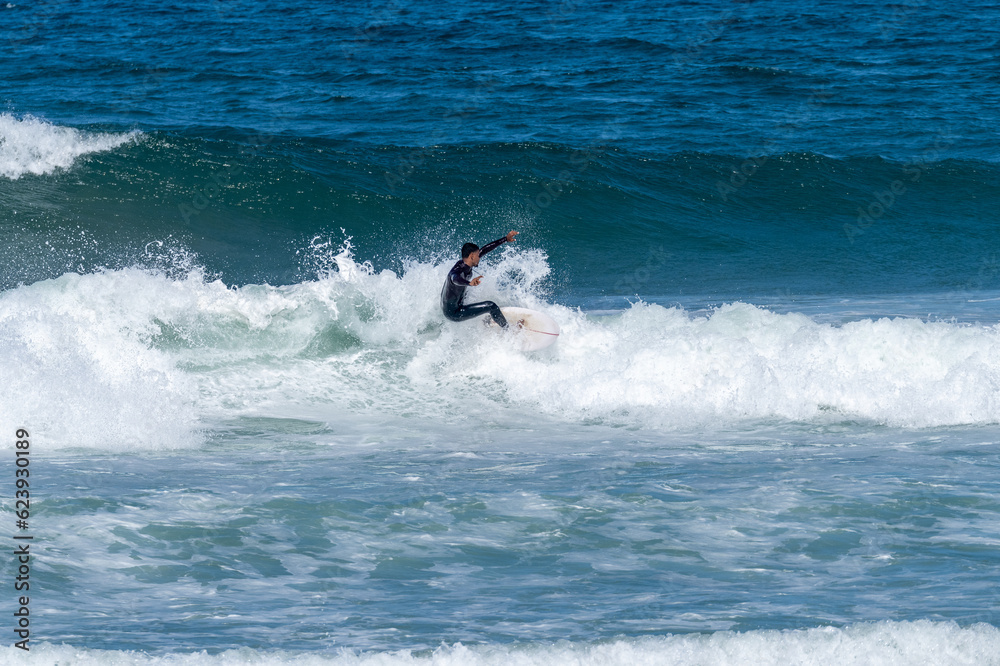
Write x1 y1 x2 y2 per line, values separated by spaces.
478 230 518 258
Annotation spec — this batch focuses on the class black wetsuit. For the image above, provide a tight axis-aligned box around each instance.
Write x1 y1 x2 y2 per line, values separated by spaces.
441 237 509 328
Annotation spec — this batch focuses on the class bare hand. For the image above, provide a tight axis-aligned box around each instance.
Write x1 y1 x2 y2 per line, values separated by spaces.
506 230 519 242
470 276 483 286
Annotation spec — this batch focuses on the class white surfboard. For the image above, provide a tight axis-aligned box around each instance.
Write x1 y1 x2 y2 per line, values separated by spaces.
488 306 560 351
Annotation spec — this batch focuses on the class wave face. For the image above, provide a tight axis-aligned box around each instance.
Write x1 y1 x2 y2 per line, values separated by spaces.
2 130 999 304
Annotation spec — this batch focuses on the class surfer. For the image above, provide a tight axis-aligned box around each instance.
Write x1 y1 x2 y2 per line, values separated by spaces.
441 230 519 328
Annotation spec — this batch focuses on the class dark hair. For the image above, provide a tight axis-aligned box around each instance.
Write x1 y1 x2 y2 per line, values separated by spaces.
461 242 479 258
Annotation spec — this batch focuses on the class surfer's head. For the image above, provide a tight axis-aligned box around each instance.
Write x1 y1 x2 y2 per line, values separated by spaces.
462 243 481 266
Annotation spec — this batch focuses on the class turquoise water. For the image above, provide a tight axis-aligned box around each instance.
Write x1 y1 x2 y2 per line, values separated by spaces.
3 1 1000 663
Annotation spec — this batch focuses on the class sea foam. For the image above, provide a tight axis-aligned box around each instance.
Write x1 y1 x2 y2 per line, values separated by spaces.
6 242 1000 451
6 621 999 665
0 113 138 179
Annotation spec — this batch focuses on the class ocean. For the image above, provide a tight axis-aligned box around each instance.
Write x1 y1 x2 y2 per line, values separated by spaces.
3 0 1000 663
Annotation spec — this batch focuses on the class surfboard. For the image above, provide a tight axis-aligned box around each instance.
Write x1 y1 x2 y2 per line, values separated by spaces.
488 306 560 351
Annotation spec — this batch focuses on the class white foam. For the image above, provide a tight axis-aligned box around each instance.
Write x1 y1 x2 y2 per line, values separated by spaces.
402 246 1000 429
6 621 999 665
0 269 201 451
8 242 1000 450
459 299 1000 429
0 113 138 179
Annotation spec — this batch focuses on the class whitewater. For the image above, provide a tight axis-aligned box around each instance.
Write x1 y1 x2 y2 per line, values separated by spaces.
5 238 1000 451
6 622 1000 664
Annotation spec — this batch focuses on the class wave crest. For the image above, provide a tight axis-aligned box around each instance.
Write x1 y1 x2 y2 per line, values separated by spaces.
0 113 139 179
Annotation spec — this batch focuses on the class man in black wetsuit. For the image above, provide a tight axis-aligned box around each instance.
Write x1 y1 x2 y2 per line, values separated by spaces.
441 230 519 328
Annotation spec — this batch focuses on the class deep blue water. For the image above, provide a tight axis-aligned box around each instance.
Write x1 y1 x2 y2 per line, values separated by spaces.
3 1 1000 663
